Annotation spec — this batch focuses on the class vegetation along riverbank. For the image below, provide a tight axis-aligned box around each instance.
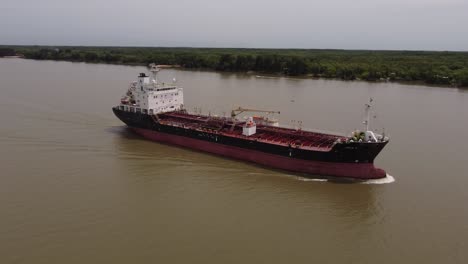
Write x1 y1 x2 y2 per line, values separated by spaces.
3 46 468 87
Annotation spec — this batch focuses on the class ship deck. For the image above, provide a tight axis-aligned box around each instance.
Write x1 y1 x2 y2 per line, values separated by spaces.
157 111 348 152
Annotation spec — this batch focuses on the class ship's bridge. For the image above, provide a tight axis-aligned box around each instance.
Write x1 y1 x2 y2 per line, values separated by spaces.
119 68 184 115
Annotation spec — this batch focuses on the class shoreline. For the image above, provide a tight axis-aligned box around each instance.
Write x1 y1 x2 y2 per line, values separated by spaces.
3 57 466 89
0 55 24 58
5 46 468 88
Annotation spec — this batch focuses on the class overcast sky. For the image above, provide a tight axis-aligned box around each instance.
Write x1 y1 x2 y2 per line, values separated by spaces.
2 0 467 50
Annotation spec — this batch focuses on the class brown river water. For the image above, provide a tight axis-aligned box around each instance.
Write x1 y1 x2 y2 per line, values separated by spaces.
1 58 468 263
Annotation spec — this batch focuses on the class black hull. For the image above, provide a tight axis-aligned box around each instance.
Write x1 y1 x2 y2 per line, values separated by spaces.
112 108 388 164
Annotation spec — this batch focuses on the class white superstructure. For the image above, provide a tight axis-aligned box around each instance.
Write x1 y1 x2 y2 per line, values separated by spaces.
119 64 184 114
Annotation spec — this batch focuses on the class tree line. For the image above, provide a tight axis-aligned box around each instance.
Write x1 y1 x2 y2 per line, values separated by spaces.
0 48 17 57
5 45 468 87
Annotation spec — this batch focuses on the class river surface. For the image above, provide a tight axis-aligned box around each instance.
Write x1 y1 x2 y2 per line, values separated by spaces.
1 58 468 263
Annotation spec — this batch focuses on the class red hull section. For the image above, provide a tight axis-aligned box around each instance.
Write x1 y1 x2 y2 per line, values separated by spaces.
132 127 386 179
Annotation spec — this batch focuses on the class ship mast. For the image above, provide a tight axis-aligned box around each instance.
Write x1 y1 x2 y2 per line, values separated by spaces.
149 63 159 84
363 98 373 131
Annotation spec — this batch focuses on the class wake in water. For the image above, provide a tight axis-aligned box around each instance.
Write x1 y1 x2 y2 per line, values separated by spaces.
361 174 395 184
294 174 395 184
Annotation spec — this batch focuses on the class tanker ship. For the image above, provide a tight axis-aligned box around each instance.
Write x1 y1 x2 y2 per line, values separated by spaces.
113 65 389 179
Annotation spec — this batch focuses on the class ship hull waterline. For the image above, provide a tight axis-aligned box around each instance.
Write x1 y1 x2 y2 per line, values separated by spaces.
128 126 387 180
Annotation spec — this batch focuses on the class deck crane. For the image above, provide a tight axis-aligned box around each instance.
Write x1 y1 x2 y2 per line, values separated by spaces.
229 107 280 132
231 107 280 118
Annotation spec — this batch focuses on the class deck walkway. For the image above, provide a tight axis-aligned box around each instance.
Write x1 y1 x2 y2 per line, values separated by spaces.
158 111 347 151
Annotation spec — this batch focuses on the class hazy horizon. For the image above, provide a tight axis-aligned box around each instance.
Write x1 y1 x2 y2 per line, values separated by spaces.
3 44 468 53
2 0 468 51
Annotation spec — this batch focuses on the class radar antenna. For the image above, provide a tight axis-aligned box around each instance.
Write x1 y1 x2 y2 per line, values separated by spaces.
149 63 160 83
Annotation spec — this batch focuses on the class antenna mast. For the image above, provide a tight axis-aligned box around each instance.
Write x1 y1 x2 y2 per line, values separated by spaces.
363 98 373 131
149 63 159 84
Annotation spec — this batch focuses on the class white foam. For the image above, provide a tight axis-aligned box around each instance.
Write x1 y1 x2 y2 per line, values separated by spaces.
296 177 328 182
292 174 395 184
360 174 395 184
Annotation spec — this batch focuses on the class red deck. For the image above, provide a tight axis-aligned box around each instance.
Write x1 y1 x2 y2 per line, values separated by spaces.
157 111 347 152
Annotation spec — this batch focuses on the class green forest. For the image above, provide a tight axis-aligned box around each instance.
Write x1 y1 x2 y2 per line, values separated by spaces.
4 45 468 87
0 48 17 57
